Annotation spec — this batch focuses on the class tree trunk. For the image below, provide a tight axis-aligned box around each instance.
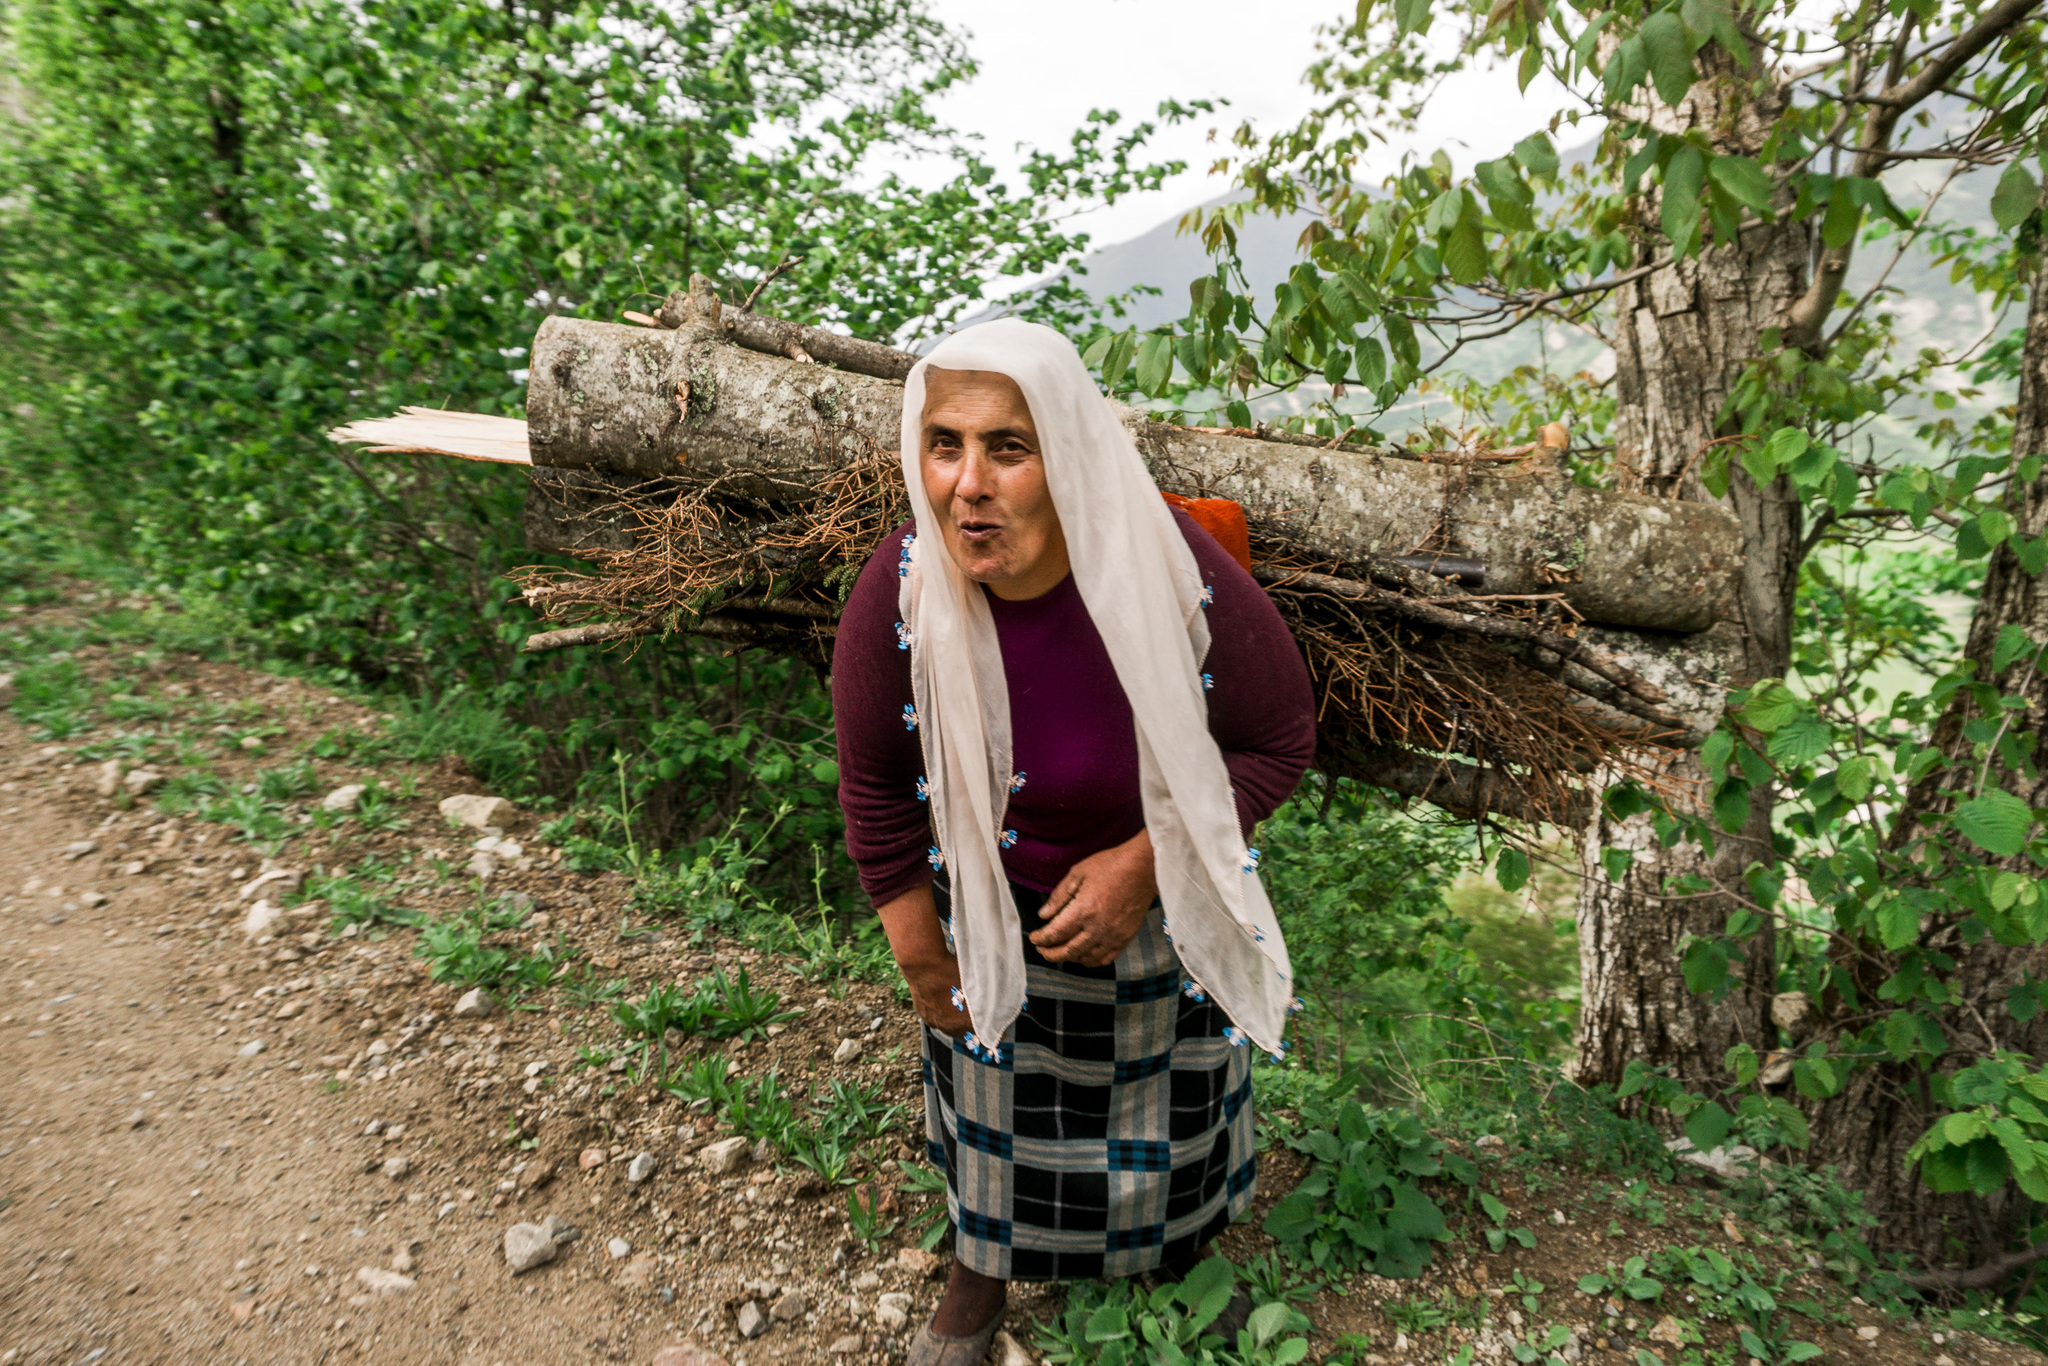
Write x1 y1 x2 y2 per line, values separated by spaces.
1573 53 1811 1091
1805 267 2048 1263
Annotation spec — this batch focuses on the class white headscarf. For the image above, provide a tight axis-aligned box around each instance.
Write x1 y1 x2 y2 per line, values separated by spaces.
895 317 1294 1056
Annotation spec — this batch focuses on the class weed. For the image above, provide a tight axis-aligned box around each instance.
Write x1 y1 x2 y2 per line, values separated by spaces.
898 1161 949 1252
314 870 421 934
255 758 320 802
416 920 513 987
1034 1260 1311 1366
700 965 800 1043
1385 1295 1451 1335
1262 1101 1476 1278
846 1184 897 1251
351 784 408 834
560 968 628 1009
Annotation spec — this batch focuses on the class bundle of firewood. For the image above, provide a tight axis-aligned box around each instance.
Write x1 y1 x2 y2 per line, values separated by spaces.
332 277 1744 826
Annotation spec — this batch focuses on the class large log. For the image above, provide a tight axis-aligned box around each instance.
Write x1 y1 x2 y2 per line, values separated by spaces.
523 313 1741 633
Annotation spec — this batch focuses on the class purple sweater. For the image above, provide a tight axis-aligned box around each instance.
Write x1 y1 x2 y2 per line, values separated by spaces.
832 511 1317 907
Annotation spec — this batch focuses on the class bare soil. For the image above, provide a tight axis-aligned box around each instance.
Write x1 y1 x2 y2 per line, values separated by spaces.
0 594 2040 1366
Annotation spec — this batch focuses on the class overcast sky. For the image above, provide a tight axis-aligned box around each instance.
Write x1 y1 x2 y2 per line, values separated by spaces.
916 0 1581 258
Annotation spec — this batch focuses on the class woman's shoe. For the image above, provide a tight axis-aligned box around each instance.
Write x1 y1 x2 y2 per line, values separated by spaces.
906 1309 1004 1366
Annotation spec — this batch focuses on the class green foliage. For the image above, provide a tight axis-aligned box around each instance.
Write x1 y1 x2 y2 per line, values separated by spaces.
1261 1100 1476 1279
1034 1259 1311 1366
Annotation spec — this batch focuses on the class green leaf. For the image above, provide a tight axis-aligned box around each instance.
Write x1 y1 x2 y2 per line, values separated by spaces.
1578 1273 1613 1295
1783 1344 1824 1363
1684 1102 1732 1151
1388 1181 1447 1241
1134 333 1174 396
1835 757 1873 802
1602 846 1635 881
1953 789 2035 859
1480 1191 1509 1225
1740 681 1800 733
1638 11 1697 106
1394 0 1432 36
1661 146 1706 256
1707 155 1773 213
1514 133 1560 179
1995 625 2039 674
1497 846 1531 893
1713 779 1751 834
1248 1302 1293 1347
1085 1303 1131 1343
1262 1191 1320 1244
1098 330 1138 389
1991 161 2042 232
1701 730 1733 774
1622 1276 1665 1300
1766 714 1831 768
1874 896 1920 950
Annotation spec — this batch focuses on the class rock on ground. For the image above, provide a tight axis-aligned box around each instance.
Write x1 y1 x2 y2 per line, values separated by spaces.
320 783 366 812
993 1329 1036 1366
627 1151 657 1184
875 1292 912 1331
439 793 516 829
699 1136 749 1175
241 900 283 938
770 1289 808 1322
453 986 498 1018
736 1301 769 1338
504 1222 558 1274
355 1266 416 1295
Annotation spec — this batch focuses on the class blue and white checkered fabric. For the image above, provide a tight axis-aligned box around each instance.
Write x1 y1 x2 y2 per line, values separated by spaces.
921 880 1256 1282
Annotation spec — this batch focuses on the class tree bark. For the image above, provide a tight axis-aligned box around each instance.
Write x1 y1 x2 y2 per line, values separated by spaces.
519 314 1743 633
1573 52 1810 1091
1806 267 2048 1264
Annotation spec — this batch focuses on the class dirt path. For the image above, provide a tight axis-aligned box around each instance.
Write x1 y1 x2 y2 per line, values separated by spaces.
0 648 975 1366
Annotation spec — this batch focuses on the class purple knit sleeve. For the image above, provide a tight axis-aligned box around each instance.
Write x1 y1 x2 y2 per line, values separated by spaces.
830 521 935 907
1172 509 1318 832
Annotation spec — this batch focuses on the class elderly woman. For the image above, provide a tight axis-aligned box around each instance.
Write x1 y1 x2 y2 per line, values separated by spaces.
832 319 1315 1365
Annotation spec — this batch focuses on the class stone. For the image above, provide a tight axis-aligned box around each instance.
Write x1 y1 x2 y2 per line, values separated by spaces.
391 1248 416 1273
94 761 122 798
736 1301 769 1338
992 1330 1036 1366
453 987 497 1019
381 1156 411 1180
832 1037 863 1064
1648 1318 1686 1347
242 901 284 939
770 1289 809 1322
1771 991 1815 1036
615 1252 659 1288
850 1272 882 1292
465 851 499 879
504 1222 557 1274
80 891 108 909
875 1292 912 1332
653 1348 732 1366
579 1146 607 1171
355 1266 415 1295
542 1214 582 1245
749 1137 776 1165
123 768 162 796
627 1152 657 1184
828 1336 864 1355
240 735 264 750
439 794 516 830
896 1247 942 1279
0 673 13 707
700 1136 750 1175
237 1039 266 1058
126 1110 148 1129
1855 1327 1879 1342
63 840 97 860
607 1237 632 1259
321 784 367 813
517 1160 557 1192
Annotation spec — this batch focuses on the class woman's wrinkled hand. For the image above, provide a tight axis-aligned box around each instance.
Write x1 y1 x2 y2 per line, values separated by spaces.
1031 830 1159 967
904 956 976 1038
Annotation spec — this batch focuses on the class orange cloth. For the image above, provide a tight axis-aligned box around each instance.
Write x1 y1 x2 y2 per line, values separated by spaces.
1159 492 1252 571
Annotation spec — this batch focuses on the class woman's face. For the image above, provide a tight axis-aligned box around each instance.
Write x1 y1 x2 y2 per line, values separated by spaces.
919 367 1070 601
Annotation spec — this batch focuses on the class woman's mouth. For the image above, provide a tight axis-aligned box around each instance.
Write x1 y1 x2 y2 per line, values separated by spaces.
958 519 1003 543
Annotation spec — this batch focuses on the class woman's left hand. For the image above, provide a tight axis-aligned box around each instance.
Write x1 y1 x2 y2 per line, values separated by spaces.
1030 830 1159 967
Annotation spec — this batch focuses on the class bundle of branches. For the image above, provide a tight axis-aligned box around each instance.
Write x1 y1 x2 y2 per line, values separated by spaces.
334 276 1744 827
505 432 1705 830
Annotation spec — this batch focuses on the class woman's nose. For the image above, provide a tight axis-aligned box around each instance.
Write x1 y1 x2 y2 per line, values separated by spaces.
953 448 992 502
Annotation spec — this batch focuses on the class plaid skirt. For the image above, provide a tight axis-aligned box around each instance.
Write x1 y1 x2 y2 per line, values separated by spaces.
921 880 1256 1282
